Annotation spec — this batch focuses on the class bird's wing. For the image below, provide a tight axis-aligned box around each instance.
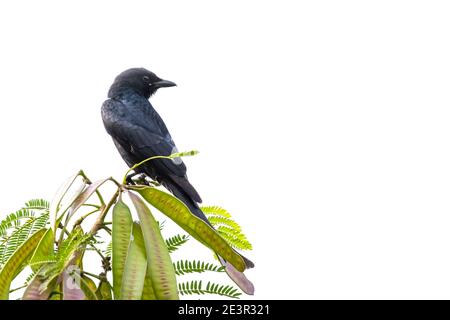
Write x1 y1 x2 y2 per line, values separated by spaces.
105 124 186 175
102 98 202 202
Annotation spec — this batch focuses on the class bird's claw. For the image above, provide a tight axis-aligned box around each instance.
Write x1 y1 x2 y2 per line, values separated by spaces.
126 173 160 187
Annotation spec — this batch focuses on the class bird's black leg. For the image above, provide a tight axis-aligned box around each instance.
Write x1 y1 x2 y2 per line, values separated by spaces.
125 173 137 185
126 172 154 186
147 179 161 187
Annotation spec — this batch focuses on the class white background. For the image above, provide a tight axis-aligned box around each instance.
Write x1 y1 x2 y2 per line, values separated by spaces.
1 1 450 299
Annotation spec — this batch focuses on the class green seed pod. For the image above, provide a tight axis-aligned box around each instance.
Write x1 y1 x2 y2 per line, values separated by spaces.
120 222 147 300
129 192 179 300
112 195 133 299
128 186 245 272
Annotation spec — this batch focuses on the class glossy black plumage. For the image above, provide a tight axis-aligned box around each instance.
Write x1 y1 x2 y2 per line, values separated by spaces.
102 68 205 217
101 68 254 272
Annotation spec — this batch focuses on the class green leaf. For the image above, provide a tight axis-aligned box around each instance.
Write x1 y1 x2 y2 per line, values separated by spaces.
173 260 224 276
0 212 49 267
165 234 189 253
96 279 113 300
0 228 46 299
23 199 50 211
22 273 56 300
178 280 241 299
50 171 86 234
201 206 232 218
217 227 253 251
120 222 147 300
202 206 253 251
141 267 156 300
80 275 98 300
129 191 179 300
29 228 54 272
128 186 246 272
104 241 112 258
0 209 35 239
33 227 92 293
206 216 242 232
112 196 133 299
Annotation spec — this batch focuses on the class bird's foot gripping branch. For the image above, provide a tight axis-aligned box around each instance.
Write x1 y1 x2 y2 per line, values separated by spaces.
0 152 254 300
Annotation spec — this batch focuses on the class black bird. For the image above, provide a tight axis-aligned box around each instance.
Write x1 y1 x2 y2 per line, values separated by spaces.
101 68 254 277
101 68 207 221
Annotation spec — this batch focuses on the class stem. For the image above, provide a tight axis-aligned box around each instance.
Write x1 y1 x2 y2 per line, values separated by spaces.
95 190 106 207
79 170 105 207
9 284 27 294
102 225 112 234
88 244 107 260
81 271 104 281
108 177 123 188
62 188 120 273
122 150 199 184
122 155 172 184
73 209 101 228
78 170 92 184
82 203 101 209
58 207 99 247
89 189 120 236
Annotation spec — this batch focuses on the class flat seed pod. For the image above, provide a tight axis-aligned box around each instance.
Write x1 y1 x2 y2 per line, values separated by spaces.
50 172 87 234
22 275 55 300
29 228 54 273
80 275 99 300
66 178 109 222
129 192 179 300
120 222 147 300
128 186 245 272
62 268 85 300
112 195 133 299
141 267 156 300
96 279 113 300
0 228 46 299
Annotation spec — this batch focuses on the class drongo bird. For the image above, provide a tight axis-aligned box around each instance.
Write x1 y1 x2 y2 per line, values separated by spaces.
101 68 254 273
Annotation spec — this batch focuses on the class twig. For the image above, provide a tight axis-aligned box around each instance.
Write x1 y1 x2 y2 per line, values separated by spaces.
9 284 27 294
82 271 105 281
122 150 198 184
89 189 120 236
73 209 101 228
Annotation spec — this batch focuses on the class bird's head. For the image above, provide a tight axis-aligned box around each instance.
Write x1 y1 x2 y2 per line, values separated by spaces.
108 68 176 99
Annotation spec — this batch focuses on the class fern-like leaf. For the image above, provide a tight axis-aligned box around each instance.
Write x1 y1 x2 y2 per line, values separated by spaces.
37 227 93 290
217 226 253 251
201 206 232 218
173 260 224 275
178 280 241 299
165 234 189 253
0 209 35 239
0 213 49 267
202 206 253 251
23 199 50 211
104 241 112 258
206 216 242 232
57 227 92 263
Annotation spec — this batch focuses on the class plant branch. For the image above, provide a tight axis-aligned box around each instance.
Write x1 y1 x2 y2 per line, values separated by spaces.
9 284 27 294
73 209 101 228
122 150 199 184
89 189 120 236
82 271 105 281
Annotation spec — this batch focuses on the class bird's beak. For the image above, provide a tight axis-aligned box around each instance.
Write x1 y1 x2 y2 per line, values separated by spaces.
153 79 177 88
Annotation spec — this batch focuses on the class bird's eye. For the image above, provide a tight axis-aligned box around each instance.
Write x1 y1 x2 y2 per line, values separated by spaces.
143 76 150 82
